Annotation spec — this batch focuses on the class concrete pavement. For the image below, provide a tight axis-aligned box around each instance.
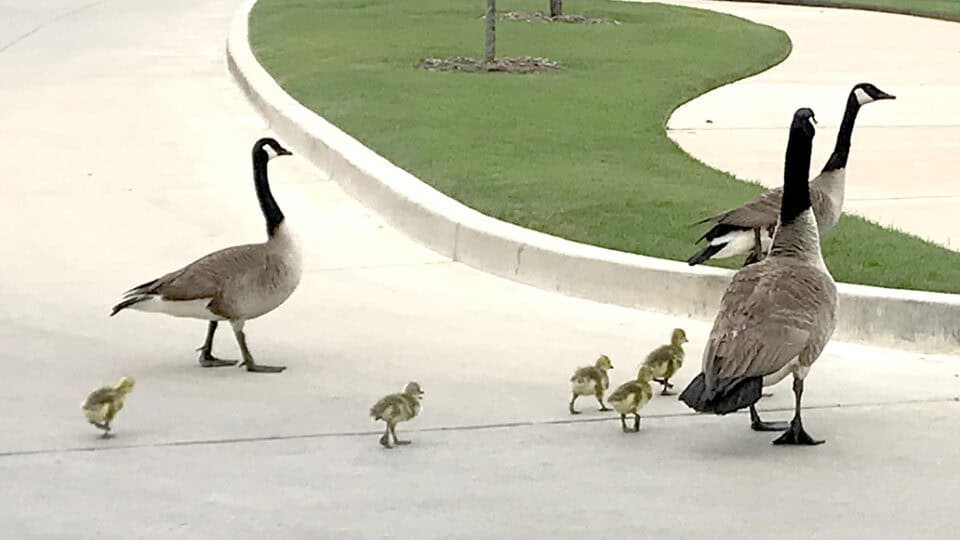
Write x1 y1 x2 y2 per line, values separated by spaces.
1 1 959 538
657 0 960 249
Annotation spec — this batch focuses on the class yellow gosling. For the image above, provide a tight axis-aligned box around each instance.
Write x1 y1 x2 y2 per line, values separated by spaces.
82 376 135 438
569 354 614 415
642 328 688 395
607 366 654 433
370 382 423 449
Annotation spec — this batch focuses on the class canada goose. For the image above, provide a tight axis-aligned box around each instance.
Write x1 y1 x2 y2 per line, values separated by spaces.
370 382 424 449
111 138 300 373
641 328 688 395
687 83 895 266
679 108 838 446
82 376 135 438
607 366 655 433
569 354 614 414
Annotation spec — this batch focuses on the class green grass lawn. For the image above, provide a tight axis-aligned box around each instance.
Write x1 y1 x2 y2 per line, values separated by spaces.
250 0 960 293
722 0 960 21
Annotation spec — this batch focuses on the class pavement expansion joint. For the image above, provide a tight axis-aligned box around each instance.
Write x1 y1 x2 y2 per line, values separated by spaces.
3 396 955 459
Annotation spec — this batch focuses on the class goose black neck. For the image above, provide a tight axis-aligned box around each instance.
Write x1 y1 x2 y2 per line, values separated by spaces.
780 125 814 225
822 93 861 172
253 152 284 237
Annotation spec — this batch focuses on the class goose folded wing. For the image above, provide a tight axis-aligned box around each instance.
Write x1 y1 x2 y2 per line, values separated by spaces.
703 264 830 382
704 187 783 229
140 245 268 301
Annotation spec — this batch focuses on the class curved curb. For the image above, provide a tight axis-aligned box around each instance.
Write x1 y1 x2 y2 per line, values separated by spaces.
226 0 960 351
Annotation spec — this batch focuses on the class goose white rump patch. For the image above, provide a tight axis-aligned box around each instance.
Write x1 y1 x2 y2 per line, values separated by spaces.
129 296 225 321
710 229 774 259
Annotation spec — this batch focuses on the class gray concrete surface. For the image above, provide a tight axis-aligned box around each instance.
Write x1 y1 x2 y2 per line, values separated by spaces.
2 1 960 538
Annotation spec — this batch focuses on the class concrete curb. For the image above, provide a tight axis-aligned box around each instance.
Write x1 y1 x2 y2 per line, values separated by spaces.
226 0 960 351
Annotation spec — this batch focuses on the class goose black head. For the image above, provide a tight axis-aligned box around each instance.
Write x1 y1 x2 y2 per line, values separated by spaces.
852 83 896 106
792 107 817 137
253 137 293 161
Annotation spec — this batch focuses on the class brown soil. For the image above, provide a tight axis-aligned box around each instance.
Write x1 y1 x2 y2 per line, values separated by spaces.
416 56 560 74
500 11 618 24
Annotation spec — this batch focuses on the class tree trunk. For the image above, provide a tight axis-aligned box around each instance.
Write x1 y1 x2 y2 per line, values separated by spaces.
550 0 562 18
484 0 496 66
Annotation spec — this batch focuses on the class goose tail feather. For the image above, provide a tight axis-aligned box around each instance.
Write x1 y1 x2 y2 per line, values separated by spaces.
678 373 762 415
687 244 724 266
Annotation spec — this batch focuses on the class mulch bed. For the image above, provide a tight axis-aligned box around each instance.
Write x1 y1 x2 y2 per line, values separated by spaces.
500 11 619 24
416 56 560 74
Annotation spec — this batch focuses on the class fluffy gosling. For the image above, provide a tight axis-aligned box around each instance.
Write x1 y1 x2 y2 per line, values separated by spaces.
569 354 614 415
607 366 654 433
370 382 423 449
642 328 688 395
82 376 135 438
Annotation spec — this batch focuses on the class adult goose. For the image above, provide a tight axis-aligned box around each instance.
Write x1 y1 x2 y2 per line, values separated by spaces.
679 108 838 445
687 83 895 266
111 137 301 373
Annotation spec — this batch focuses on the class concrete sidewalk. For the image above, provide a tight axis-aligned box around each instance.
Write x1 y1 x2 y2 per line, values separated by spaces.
1 1 958 538
654 0 960 249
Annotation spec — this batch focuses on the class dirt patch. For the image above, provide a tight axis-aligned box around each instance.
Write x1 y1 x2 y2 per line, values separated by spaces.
416 56 559 74
500 11 619 24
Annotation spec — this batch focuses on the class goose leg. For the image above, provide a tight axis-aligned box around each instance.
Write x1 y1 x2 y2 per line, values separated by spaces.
632 413 641 432
743 228 764 266
391 425 411 446
196 321 238 367
379 425 392 449
569 394 581 415
231 321 286 373
660 378 675 396
595 392 610 412
620 414 628 432
750 404 789 431
100 422 112 439
773 377 823 446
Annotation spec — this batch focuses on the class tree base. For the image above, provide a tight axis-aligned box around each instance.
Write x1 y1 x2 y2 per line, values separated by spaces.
417 56 559 74
500 11 618 25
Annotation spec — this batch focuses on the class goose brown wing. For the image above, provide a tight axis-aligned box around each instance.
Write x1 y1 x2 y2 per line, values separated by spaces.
703 260 835 384
703 187 783 230
127 244 266 301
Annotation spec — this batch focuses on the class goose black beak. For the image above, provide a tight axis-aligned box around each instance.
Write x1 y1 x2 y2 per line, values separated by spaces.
280 148 293 156
877 91 896 100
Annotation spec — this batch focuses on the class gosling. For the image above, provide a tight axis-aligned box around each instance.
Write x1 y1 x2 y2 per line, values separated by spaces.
607 366 654 433
82 376 135 438
370 382 423 449
569 354 614 415
642 328 688 395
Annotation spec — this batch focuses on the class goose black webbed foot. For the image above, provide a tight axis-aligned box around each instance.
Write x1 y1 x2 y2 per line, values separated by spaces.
773 417 823 446
750 405 789 432
198 353 239 368
241 361 286 373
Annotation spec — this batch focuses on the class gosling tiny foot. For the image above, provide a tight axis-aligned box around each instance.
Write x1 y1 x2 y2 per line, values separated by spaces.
761 392 774 398
660 388 676 396
198 355 238 368
241 361 286 373
772 419 824 446
100 432 113 439
598 406 611 412
394 440 412 446
379 434 392 449
569 409 581 415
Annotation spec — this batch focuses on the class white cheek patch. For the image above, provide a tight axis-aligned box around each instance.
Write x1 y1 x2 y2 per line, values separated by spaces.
854 87 873 105
264 145 278 160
